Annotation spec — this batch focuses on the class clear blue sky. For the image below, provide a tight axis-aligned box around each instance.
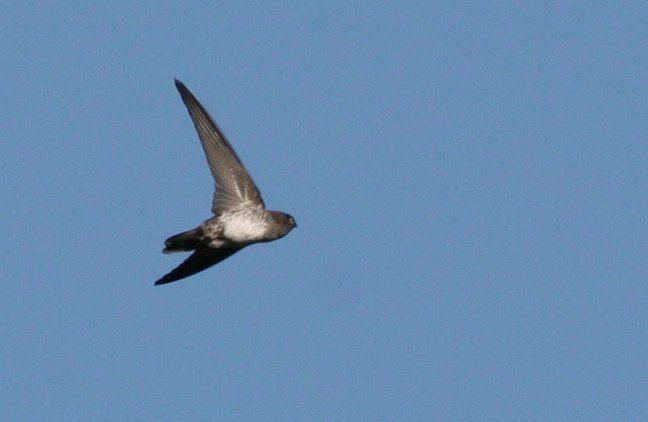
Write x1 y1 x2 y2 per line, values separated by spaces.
2 2 646 420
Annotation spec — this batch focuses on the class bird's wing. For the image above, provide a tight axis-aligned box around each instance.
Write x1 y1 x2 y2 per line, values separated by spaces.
175 79 264 214
154 246 242 285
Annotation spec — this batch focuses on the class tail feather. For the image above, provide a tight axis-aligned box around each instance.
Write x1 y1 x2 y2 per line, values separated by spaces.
163 227 203 253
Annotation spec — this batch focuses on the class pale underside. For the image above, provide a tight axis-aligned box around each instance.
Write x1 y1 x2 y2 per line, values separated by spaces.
202 207 270 248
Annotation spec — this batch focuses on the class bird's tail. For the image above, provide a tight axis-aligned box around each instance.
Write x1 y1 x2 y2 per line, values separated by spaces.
163 227 203 253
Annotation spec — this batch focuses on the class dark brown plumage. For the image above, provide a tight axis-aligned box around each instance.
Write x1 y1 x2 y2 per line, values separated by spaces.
153 80 296 286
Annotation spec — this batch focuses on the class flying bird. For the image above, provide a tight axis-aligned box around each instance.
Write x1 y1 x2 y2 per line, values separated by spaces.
154 80 296 285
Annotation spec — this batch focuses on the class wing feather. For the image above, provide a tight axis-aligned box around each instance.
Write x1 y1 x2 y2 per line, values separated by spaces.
175 79 264 213
154 246 242 285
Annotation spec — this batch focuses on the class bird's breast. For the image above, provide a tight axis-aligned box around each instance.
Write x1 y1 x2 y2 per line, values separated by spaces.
220 211 270 243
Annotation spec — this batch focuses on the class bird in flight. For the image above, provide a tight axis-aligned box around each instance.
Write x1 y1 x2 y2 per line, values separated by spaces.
154 80 296 285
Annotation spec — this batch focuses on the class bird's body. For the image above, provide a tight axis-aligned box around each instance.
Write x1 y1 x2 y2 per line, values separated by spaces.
153 80 296 285
217 207 278 244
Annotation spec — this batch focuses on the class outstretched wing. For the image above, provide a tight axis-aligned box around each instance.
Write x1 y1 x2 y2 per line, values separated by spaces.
175 79 264 214
154 246 242 285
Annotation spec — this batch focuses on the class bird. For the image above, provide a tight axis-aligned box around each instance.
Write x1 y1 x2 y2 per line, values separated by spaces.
153 79 296 285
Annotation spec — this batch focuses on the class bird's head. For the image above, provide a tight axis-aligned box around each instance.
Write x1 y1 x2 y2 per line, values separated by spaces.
269 211 297 238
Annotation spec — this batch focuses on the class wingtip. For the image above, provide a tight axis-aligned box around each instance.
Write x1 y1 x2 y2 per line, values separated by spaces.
174 78 188 94
154 277 169 286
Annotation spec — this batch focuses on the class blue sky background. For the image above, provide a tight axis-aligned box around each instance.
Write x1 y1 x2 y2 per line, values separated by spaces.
2 2 646 420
